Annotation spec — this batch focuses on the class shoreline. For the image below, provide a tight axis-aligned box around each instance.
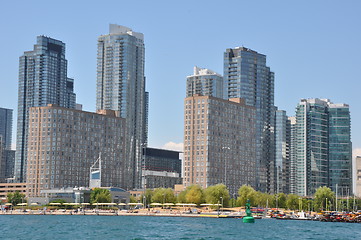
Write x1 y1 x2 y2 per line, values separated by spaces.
0 209 233 218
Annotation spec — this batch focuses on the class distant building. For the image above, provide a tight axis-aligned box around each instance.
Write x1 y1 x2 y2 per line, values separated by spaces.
288 116 297 194
4 150 15 180
274 109 291 194
35 187 130 205
224 47 275 193
96 24 147 190
356 156 361 197
0 182 27 202
0 137 4 182
26 105 125 198
186 66 223 98
184 95 256 196
0 107 13 149
143 148 182 189
15 36 76 183
294 98 352 196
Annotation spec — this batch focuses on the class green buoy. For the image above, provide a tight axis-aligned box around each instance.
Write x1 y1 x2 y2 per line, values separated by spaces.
243 199 255 223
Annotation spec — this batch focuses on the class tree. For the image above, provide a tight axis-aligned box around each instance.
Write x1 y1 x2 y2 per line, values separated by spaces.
185 185 204 205
90 188 111 203
204 184 230 207
237 185 256 207
129 195 137 203
314 186 335 211
152 188 175 203
273 193 287 209
285 194 299 210
7 191 26 205
141 189 154 205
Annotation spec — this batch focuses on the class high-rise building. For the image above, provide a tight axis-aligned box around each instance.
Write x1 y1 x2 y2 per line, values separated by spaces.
96 24 147 190
26 105 125 197
186 66 223 98
184 95 256 196
224 47 275 193
294 98 352 196
328 103 352 195
288 116 297 194
274 109 291 194
0 107 13 150
0 107 13 182
15 36 76 182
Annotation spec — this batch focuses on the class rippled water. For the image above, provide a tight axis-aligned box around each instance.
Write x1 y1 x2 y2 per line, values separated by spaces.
1 215 360 239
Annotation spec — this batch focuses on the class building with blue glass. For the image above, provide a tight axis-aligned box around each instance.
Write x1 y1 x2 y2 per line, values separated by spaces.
223 47 275 193
294 98 352 196
15 36 76 182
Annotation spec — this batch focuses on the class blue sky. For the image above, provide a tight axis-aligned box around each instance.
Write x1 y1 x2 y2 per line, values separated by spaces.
0 0 360 156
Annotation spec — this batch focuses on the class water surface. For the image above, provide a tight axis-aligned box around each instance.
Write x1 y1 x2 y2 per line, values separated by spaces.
1 215 359 239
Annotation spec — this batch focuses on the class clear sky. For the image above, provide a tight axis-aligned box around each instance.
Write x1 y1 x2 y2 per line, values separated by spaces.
0 0 360 157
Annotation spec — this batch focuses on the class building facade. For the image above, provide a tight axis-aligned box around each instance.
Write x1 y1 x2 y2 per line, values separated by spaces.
96 24 147 190
15 36 76 182
294 99 352 196
223 47 275 193
26 105 125 198
0 107 13 150
184 95 256 196
288 116 297 194
274 109 291 194
142 148 182 189
186 66 223 98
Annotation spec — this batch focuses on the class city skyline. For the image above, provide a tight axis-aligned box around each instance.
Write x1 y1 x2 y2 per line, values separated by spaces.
0 1 360 160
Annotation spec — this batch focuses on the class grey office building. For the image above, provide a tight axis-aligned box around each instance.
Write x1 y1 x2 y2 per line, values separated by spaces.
224 47 275 193
15 36 76 182
96 24 147 190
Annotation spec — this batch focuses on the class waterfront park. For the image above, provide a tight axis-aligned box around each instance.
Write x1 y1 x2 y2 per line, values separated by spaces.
2 184 361 223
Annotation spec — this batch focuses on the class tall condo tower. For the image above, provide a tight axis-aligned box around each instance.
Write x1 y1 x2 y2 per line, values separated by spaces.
96 24 147 190
15 36 76 182
295 98 352 196
186 66 223 98
224 47 275 193
274 108 291 194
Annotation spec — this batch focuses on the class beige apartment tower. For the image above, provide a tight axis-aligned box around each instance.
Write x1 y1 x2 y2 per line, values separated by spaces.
26 105 125 197
183 95 256 195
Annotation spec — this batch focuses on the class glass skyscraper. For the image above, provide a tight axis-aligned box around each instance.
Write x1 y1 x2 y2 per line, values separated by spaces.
274 109 291 194
328 103 352 196
15 36 76 182
223 47 275 193
294 99 352 196
0 107 13 150
186 66 223 98
96 24 147 190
